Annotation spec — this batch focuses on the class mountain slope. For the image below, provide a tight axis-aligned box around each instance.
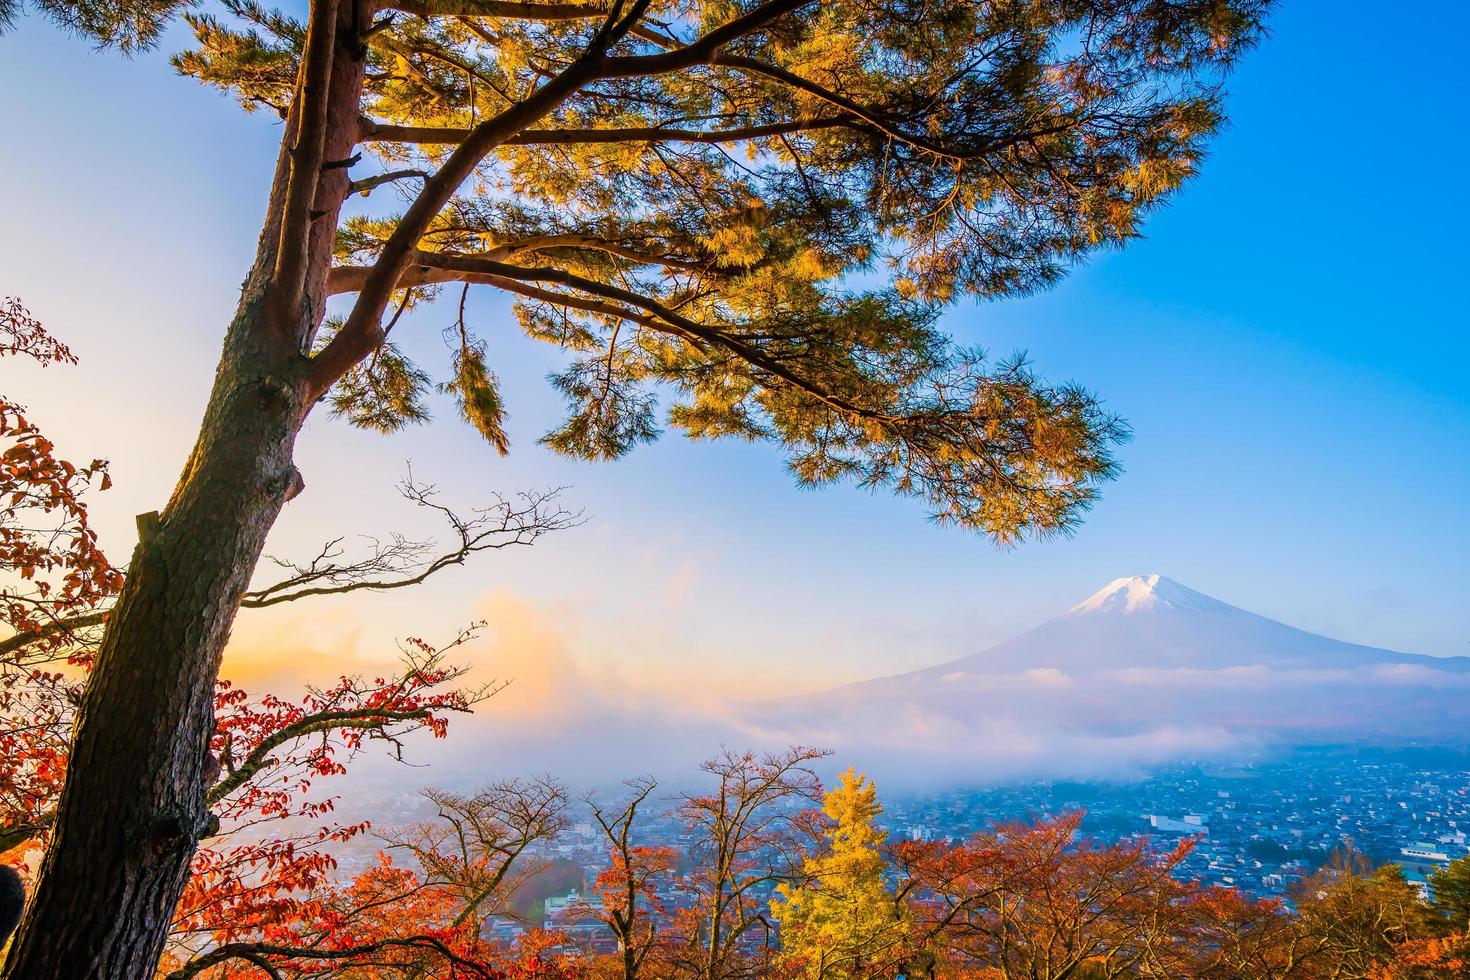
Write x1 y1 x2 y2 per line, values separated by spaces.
917 574 1470 677
743 576 1470 783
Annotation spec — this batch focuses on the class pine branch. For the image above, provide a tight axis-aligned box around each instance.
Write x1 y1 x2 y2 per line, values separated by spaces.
308 0 813 398
359 115 852 146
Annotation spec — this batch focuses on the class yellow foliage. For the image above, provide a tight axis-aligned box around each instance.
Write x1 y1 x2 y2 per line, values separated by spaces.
771 768 910 979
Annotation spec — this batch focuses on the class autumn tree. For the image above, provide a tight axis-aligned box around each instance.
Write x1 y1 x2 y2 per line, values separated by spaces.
1178 885 1324 979
165 764 624 979
672 746 827 978
0 446 572 976
492 927 592 980
1292 850 1433 980
387 777 572 934
586 777 678 980
3 613 515 978
163 631 501 978
0 302 120 857
770 767 908 979
896 811 1200 979
161 855 497 980
171 771 578 979
0 298 121 664
2 0 1270 969
0 302 576 973
1376 928 1470 980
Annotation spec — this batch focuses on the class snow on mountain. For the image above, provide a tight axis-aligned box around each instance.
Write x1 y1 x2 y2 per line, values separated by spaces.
743 576 1470 785
910 573 1470 677
1067 574 1236 615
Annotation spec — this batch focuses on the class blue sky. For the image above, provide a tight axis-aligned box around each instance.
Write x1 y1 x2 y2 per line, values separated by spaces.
1 0 1466 703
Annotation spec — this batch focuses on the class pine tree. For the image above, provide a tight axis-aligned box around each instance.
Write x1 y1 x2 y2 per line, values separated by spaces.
0 0 1270 972
1432 854 1470 928
773 768 909 979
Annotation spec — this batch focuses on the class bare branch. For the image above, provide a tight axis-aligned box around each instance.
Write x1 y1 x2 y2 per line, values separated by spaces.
164 936 498 980
348 167 431 195
387 776 570 931
242 477 579 607
0 610 107 661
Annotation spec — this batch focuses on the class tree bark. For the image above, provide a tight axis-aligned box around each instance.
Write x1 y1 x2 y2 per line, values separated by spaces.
1 2 371 974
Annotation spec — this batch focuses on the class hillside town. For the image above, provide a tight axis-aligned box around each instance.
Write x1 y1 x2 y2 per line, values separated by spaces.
886 748 1470 906
324 746 1470 950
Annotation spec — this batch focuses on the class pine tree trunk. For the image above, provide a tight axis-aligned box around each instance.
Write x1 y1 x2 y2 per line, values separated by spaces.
0 307 306 976
2 2 370 972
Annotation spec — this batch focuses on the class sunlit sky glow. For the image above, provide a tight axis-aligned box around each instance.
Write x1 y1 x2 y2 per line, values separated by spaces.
1 0 1466 716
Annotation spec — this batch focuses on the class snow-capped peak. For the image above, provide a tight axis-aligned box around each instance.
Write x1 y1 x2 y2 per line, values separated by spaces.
1067 575 1233 616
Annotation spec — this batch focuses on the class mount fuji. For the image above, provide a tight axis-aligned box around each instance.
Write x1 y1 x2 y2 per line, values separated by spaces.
743 576 1470 783
914 574 1470 677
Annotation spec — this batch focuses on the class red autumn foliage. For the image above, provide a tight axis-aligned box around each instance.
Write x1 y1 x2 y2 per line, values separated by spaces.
1373 929 1470 979
897 810 1209 978
0 297 121 657
164 632 492 974
1 299 121 853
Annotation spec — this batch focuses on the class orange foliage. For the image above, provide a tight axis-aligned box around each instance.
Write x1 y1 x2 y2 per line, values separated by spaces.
0 297 120 653
1373 929 1470 979
1 301 120 856
897 811 1192 977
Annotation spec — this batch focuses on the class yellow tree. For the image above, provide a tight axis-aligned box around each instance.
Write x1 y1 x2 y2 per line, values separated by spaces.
772 768 908 979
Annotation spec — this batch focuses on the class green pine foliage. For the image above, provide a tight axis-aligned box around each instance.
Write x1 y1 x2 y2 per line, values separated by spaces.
1432 854 1470 927
19 0 1270 542
443 333 512 455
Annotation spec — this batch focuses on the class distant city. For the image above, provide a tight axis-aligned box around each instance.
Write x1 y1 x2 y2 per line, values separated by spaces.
881 746 1470 904
322 744 1470 950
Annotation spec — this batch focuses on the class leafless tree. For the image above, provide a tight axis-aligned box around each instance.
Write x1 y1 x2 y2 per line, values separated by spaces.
388 776 571 932
675 746 829 980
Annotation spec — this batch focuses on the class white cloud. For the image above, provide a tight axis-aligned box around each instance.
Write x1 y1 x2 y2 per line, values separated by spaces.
1021 667 1072 686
